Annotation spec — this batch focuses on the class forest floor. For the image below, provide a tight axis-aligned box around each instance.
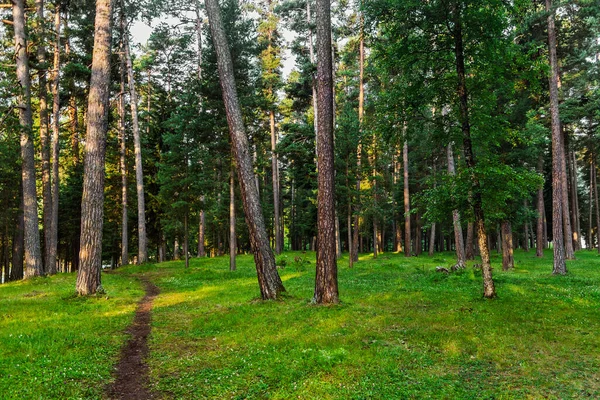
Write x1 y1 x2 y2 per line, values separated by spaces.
1 249 600 399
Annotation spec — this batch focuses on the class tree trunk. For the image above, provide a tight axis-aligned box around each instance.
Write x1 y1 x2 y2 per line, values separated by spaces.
11 191 25 281
415 212 422 256
352 14 365 264
428 223 436 256
465 222 474 259
205 0 284 299
403 140 411 257
13 0 43 278
198 206 205 257
523 201 530 252
270 110 282 255
230 163 237 271
546 0 567 274
184 213 189 269
348 203 353 266
447 143 466 265
453 5 495 297
570 150 581 250
501 221 514 270
124 36 148 264
119 13 128 267
589 158 594 249
312 0 339 304
36 0 53 275
50 3 61 274
593 158 600 254
76 0 113 295
335 211 342 259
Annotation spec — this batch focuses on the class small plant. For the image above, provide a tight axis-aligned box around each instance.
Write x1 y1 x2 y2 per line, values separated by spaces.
292 255 311 271
276 255 288 269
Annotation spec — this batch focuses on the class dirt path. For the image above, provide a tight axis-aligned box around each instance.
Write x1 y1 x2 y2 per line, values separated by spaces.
107 277 160 399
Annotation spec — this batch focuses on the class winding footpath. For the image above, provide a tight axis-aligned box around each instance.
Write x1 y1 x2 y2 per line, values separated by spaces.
107 277 160 399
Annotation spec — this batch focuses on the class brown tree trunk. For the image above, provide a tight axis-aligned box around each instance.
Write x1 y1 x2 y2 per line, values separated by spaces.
536 158 546 257
11 191 25 281
198 207 205 257
124 36 148 264
13 0 44 278
35 0 53 275
546 0 567 274
313 0 339 304
76 0 113 295
205 0 284 299
184 214 189 269
428 223 436 256
447 143 466 265
589 158 594 249
593 158 600 254
570 150 581 250
270 110 282 255
465 222 474 260
453 5 495 297
351 14 365 264
403 140 411 257
119 12 128 267
230 163 237 271
50 3 61 274
501 221 514 270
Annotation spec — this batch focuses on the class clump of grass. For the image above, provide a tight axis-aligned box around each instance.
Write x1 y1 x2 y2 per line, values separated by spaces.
0 272 144 399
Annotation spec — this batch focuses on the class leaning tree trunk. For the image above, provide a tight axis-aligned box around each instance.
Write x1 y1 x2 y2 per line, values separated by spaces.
13 0 43 278
36 0 54 275
546 0 567 274
453 5 495 298
205 0 284 299
76 0 113 295
447 142 466 266
313 0 339 304
124 36 148 264
50 3 61 274
403 140 411 257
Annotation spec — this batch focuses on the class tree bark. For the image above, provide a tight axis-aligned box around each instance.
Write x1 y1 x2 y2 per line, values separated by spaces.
13 0 44 278
352 14 365 264
76 0 113 295
501 221 514 270
546 0 567 274
453 5 495 297
124 36 148 264
198 207 206 257
270 110 282 255
50 3 61 274
403 140 411 257
11 191 25 281
313 0 339 304
119 11 128 267
570 150 581 250
593 158 600 254
447 143 466 265
205 0 284 299
35 0 53 275
230 163 237 271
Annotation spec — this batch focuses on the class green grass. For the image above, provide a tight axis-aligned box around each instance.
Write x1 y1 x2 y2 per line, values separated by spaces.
2 250 600 399
0 271 144 399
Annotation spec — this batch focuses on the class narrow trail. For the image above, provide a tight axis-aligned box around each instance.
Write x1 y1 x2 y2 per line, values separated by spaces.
107 277 160 399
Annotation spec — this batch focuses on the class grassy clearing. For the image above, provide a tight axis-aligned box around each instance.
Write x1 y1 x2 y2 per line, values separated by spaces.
2 250 599 399
139 250 600 399
0 271 144 399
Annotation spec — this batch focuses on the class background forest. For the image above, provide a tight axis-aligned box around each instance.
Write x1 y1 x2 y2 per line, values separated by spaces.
0 0 599 286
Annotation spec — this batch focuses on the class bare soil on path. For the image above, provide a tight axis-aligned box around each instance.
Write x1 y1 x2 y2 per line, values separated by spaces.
107 277 160 399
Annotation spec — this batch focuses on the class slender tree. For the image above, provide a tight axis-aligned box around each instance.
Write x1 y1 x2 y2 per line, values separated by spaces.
230 163 236 271
124 35 148 264
546 0 567 274
205 0 285 299
447 142 466 266
49 2 61 275
13 0 43 278
76 0 113 295
403 140 411 257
